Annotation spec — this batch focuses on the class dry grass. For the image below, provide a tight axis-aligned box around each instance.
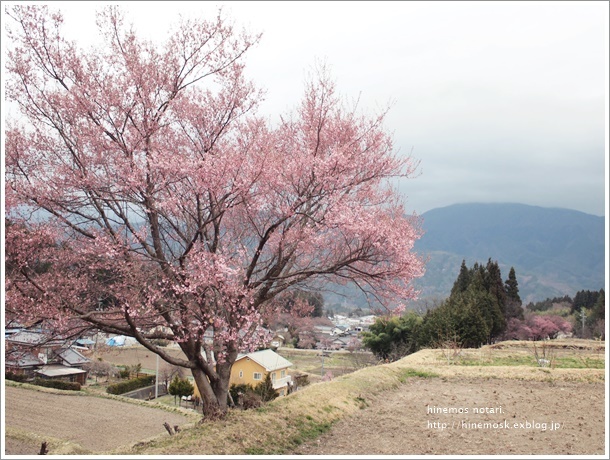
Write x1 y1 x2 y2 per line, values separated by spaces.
112 362 417 455
6 339 604 456
114 339 605 455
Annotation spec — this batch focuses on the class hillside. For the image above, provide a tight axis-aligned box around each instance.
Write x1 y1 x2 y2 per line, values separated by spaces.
6 340 603 455
412 203 605 304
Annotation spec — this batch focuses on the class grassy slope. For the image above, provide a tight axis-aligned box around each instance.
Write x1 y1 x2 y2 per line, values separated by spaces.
115 340 605 456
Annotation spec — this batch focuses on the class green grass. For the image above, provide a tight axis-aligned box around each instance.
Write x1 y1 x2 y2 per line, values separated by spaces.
398 368 439 382
457 355 604 369
286 416 333 448
554 357 605 369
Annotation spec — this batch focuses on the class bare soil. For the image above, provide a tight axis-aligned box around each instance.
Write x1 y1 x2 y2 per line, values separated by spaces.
294 376 606 455
4 386 192 455
91 345 188 372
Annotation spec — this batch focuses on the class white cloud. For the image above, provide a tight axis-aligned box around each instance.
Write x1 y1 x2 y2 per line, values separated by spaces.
5 1 607 216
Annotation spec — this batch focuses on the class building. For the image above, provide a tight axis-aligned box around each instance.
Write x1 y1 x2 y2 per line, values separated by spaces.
190 349 294 403
5 330 90 384
230 349 294 396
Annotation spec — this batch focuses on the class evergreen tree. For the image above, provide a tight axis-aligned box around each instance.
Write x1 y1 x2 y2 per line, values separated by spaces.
504 267 521 303
419 296 489 348
254 373 279 402
504 267 524 320
451 260 471 296
168 375 194 406
484 259 507 317
572 290 600 313
453 297 490 348
421 258 510 347
589 289 605 323
465 270 505 343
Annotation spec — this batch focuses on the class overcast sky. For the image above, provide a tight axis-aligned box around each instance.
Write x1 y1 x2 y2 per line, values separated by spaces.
5 1 609 216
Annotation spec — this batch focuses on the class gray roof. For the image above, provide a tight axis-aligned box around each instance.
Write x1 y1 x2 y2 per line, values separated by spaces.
35 365 87 377
7 331 63 347
56 347 90 366
236 349 292 372
5 351 44 368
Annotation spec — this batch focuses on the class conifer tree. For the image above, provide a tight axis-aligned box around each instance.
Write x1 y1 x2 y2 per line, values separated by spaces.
504 267 524 320
484 259 507 317
451 260 471 296
465 270 505 343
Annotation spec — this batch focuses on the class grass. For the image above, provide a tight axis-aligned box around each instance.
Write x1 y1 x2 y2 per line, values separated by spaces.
109 356 434 456
5 426 92 456
8 339 603 455
398 368 439 382
456 354 604 369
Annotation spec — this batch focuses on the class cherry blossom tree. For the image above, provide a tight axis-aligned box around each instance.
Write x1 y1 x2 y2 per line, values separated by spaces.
502 315 572 341
5 5 424 416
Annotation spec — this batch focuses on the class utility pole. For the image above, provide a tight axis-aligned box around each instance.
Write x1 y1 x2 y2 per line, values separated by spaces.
580 309 587 337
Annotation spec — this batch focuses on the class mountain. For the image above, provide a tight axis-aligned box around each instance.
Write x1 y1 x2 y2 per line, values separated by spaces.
411 203 605 305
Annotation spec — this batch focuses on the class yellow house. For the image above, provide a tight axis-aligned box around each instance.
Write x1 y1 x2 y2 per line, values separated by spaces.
231 349 293 396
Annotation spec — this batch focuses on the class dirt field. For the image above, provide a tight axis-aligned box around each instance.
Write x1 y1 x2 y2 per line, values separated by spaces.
4 386 193 455
292 341 607 456
91 345 188 373
293 377 605 455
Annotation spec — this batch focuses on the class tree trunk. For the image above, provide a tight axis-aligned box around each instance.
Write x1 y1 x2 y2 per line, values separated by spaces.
190 367 225 417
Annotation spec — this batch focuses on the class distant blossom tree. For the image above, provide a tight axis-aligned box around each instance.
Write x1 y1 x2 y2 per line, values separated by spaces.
502 314 572 341
5 5 424 417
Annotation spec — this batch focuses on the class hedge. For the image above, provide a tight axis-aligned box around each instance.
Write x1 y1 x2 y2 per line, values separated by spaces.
32 378 81 391
6 372 28 383
106 375 156 395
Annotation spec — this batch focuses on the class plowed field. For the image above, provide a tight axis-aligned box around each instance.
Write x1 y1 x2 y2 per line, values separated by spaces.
4 386 192 455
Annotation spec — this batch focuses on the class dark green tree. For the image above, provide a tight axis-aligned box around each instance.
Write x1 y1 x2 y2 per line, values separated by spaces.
361 312 422 361
419 258 510 348
504 266 524 320
484 259 507 317
418 297 489 349
572 290 600 314
464 270 505 342
504 267 521 302
588 289 605 323
254 373 279 402
168 375 194 406
450 260 471 296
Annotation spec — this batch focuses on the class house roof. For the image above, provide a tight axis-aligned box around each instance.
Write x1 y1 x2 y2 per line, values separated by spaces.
332 337 350 344
5 351 44 368
56 347 90 366
236 349 292 372
35 365 87 377
6 331 64 347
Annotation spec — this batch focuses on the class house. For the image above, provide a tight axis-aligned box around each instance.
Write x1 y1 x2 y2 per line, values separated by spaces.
6 330 65 366
5 350 44 376
5 330 90 383
270 334 285 349
330 336 351 350
191 349 294 402
230 349 293 397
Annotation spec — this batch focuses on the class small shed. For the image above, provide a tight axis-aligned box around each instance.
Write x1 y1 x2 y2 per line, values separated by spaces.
35 364 88 384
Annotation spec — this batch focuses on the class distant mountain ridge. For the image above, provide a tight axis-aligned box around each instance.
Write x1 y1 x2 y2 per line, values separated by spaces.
412 203 605 304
